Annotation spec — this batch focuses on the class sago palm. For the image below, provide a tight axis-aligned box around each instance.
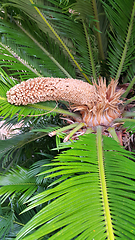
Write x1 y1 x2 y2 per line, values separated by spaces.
0 0 135 239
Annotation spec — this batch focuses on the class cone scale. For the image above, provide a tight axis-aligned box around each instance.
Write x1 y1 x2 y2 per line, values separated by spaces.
7 77 124 127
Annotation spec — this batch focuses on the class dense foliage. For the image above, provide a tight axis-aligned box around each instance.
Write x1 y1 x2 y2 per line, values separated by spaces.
0 0 135 239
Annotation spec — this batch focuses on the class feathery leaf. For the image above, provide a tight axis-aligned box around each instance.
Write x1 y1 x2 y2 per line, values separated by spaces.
15 133 135 239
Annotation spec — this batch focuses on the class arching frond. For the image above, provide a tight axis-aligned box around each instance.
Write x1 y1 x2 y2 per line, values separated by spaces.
0 163 53 239
0 131 49 168
3 0 90 81
15 133 135 239
71 0 107 60
0 213 23 240
103 0 135 79
0 15 74 78
0 166 38 204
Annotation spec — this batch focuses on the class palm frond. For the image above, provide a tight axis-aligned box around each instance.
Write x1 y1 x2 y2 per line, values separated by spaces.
0 213 23 240
14 133 135 239
0 166 38 204
103 0 135 79
0 161 56 239
96 0 108 60
0 163 50 239
4 0 90 82
0 17 42 79
0 14 74 79
124 60 135 85
71 0 107 59
117 118 135 134
28 159 55 185
0 1 135 239
0 111 62 169
0 131 49 168
64 0 108 78
1 0 108 81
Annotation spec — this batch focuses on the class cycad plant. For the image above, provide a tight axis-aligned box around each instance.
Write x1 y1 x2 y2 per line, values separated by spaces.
0 0 135 239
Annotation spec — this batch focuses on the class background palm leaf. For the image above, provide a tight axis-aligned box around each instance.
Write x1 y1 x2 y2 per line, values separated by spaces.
2 0 85 79
0 162 54 239
0 131 47 168
0 166 38 204
103 0 135 79
0 6 76 79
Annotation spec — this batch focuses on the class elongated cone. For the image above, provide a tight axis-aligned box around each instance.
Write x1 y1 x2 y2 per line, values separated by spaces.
6 77 124 127
6 77 96 107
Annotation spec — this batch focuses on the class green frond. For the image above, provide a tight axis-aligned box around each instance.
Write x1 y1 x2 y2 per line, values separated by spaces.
28 159 54 185
122 76 135 98
0 15 74 79
0 110 62 169
0 166 38 204
0 163 52 239
103 0 135 79
71 0 107 60
15 133 135 239
82 20 97 80
66 0 108 79
116 117 135 133
0 1 135 239
0 131 49 168
0 213 23 239
0 18 42 79
95 0 108 59
1 0 108 81
123 60 135 85
49 0 97 79
4 0 90 81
